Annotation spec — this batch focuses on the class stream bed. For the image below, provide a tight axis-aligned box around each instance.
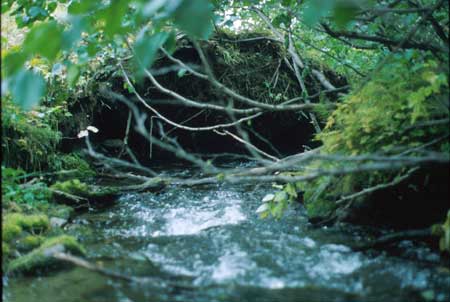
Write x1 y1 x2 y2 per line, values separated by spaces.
4 163 450 302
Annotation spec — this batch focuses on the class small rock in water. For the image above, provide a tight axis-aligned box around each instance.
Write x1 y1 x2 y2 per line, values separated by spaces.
50 217 67 228
302 237 316 248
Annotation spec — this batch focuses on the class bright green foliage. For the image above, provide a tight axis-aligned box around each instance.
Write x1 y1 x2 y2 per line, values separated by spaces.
3 213 50 233
318 57 449 155
2 222 22 242
2 167 51 207
2 0 215 109
258 183 299 219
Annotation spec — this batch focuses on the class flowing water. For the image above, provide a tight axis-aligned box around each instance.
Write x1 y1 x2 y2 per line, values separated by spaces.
4 163 450 302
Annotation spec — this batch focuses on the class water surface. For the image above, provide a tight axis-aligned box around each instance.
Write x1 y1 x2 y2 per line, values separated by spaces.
4 164 450 302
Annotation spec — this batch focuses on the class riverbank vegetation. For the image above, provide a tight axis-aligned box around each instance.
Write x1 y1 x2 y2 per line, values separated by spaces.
2 0 449 284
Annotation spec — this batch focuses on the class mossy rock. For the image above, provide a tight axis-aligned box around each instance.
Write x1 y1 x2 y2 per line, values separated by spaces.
7 235 86 275
48 153 96 181
47 204 74 220
16 235 45 253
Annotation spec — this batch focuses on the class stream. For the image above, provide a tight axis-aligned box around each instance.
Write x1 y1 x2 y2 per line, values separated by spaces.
4 163 450 302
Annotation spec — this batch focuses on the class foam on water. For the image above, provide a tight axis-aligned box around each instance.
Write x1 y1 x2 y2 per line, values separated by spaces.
162 205 246 236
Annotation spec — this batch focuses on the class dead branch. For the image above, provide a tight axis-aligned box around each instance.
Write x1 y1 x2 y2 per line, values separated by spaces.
353 228 433 251
335 167 419 205
214 129 279 162
53 252 151 283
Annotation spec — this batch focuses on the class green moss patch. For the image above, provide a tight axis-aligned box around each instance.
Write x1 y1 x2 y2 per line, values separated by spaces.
2 213 49 244
51 179 119 205
7 235 86 275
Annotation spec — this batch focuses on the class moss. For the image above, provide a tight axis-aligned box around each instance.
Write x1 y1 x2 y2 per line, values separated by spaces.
51 179 89 196
305 198 336 220
2 98 62 171
22 215 50 231
4 213 50 232
3 242 11 257
2 213 50 247
16 235 45 252
48 153 96 181
51 179 119 204
2 222 22 242
47 204 74 220
7 235 86 275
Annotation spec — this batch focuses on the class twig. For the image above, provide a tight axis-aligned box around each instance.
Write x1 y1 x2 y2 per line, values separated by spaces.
353 228 433 251
335 167 419 205
53 252 151 283
214 129 279 162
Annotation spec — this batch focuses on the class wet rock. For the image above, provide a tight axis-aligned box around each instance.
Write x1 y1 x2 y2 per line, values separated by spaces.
50 217 67 228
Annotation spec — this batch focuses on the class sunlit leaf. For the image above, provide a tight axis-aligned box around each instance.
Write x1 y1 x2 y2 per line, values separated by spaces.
67 64 80 87
23 21 63 61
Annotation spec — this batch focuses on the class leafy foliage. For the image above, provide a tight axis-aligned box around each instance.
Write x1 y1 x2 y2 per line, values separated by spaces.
2 97 62 171
318 55 449 155
2 167 51 207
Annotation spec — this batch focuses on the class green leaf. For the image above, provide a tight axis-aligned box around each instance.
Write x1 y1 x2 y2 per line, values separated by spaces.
303 0 334 26
62 17 86 50
163 31 178 54
284 183 298 199
68 0 96 15
102 0 130 38
333 2 358 28
173 0 213 39
11 69 46 110
3 51 28 76
67 64 80 87
274 191 288 203
23 21 63 61
133 31 169 73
